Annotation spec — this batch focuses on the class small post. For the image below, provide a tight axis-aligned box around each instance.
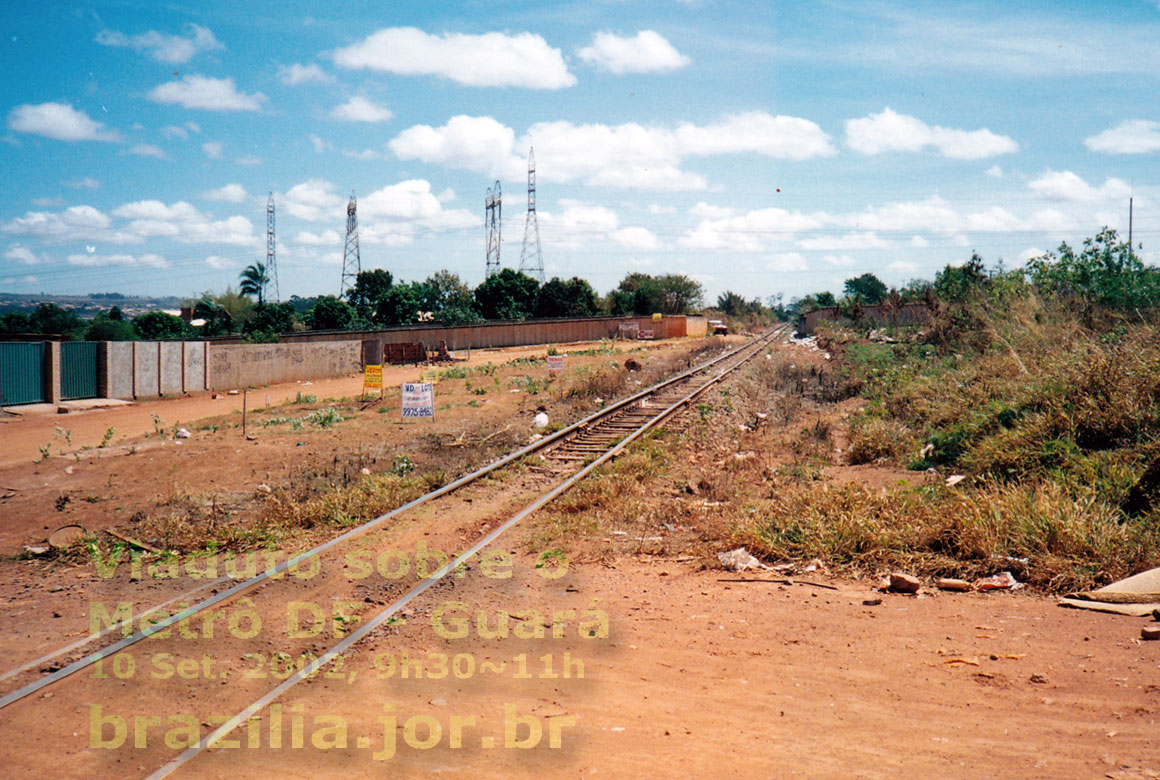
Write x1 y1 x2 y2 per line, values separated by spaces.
242 388 247 438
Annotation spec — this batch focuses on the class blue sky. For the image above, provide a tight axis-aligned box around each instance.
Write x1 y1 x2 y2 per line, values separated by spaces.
2 0 1158 304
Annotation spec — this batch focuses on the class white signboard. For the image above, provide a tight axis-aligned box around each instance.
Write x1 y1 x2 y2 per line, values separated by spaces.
618 322 640 338
401 382 435 419
639 329 654 340
547 355 565 376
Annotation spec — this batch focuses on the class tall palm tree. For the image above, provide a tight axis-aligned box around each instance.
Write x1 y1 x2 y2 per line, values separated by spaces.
239 263 270 307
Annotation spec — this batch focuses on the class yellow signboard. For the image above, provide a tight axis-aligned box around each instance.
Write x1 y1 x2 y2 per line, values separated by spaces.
363 364 383 390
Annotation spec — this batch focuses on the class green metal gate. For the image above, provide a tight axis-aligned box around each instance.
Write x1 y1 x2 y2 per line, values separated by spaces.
61 341 99 400
0 342 47 405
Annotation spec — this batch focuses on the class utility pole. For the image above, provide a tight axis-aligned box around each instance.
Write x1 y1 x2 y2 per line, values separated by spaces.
340 193 360 297
485 180 502 277
1129 196 1134 256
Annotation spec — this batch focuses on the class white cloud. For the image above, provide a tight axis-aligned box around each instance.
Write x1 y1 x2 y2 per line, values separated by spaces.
675 112 836 160
64 177 100 189
390 112 833 191
309 134 330 153
4 245 42 265
822 254 856 266
846 108 1017 159
577 30 690 74
331 96 393 123
681 207 825 251
162 125 189 140
332 27 575 89
361 180 443 221
887 260 920 273
203 183 248 203
342 148 381 160
690 203 737 219
203 141 224 159
797 231 888 251
31 197 64 207
129 143 167 159
648 204 676 215
390 115 521 178
909 235 930 248
109 200 255 245
279 63 334 85
1028 170 1130 202
1018 246 1047 262
234 155 261 166
8 102 121 142
767 252 809 272
67 252 170 269
985 165 1004 179
294 229 341 246
96 24 220 64
1084 120 1160 155
148 75 265 112
283 179 346 222
611 226 661 250
205 255 233 270
2 205 118 242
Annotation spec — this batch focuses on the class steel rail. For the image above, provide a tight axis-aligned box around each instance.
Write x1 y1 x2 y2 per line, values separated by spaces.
144 327 780 779
0 328 783 710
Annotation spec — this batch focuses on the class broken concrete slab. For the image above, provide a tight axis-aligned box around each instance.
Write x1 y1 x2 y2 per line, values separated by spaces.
1059 565 1160 617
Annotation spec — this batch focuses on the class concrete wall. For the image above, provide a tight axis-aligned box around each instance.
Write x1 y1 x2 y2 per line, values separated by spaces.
686 315 708 337
293 314 688 367
208 340 360 390
100 341 208 400
797 303 932 335
105 342 134 399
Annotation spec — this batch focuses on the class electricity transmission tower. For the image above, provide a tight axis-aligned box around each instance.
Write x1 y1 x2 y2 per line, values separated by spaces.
339 193 360 297
265 193 280 303
518 148 544 283
485 180 502 277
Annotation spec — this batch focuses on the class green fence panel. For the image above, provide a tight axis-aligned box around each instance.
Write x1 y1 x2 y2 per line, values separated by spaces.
61 341 99 400
0 342 47 405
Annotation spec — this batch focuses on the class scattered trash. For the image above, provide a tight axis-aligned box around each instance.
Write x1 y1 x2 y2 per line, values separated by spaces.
920 443 935 458
936 578 972 592
803 558 825 573
533 412 550 428
175 428 191 439
227 389 239 395
975 571 1022 591
48 525 86 549
360 467 371 476
256 484 272 495
945 474 966 486
717 547 771 572
1060 565 1160 616
888 572 921 593
23 545 49 557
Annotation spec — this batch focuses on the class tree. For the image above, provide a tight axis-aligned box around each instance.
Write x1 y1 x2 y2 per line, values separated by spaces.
242 302 297 339
189 288 254 336
238 263 270 306
375 282 428 325
932 253 988 303
25 303 85 338
535 276 599 318
307 296 356 330
0 312 33 336
716 291 750 317
347 269 393 318
608 273 703 315
132 311 189 340
1026 228 1160 311
85 311 136 341
843 273 888 304
474 268 540 320
424 270 480 324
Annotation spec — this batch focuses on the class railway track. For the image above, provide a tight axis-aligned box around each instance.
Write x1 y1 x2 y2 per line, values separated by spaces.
0 326 785 778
